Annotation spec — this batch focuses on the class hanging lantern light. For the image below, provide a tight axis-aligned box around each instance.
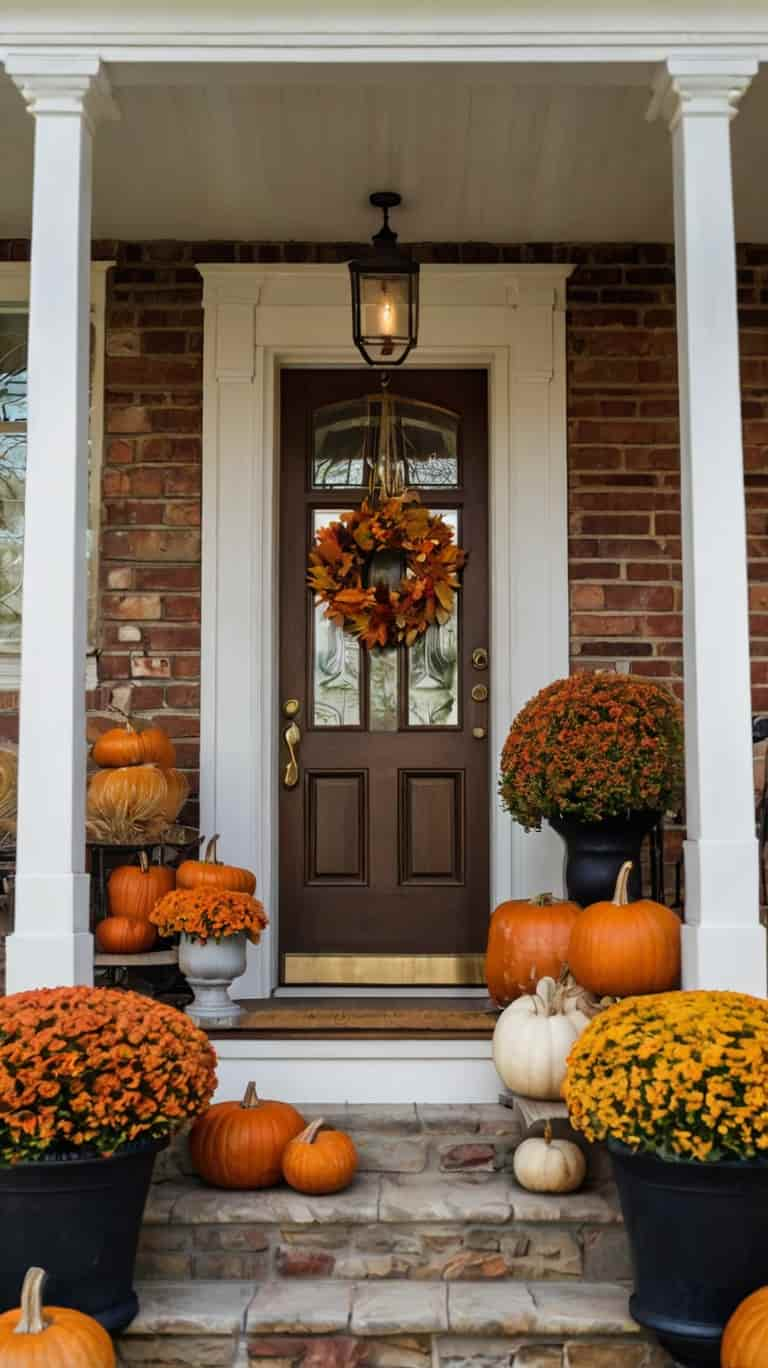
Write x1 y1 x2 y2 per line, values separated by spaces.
349 192 419 367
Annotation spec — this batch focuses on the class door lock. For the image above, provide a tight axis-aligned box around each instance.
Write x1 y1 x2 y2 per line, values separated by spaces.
283 698 301 719
471 647 489 671
471 684 489 703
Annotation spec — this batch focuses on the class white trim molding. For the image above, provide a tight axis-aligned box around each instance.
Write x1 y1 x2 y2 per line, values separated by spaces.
199 262 572 1000
0 260 112 689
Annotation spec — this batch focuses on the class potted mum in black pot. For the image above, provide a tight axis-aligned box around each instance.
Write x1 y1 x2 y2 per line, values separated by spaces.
564 990 768 1367
0 985 216 1331
499 671 684 904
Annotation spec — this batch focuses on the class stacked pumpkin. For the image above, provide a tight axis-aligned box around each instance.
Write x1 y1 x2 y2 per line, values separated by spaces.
95 850 176 955
190 1081 359 1196
487 862 681 1193
87 717 189 845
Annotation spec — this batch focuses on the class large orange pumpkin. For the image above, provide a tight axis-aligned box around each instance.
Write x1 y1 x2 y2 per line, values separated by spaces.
282 1119 358 1195
190 1082 305 1189
177 835 256 895
87 765 187 843
567 860 680 998
722 1287 768 1367
108 851 175 920
0 1268 115 1368
485 893 581 1007
95 916 157 954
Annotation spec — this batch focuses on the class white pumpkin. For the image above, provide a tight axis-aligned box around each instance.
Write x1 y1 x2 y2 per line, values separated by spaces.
513 1123 586 1194
492 975 591 1100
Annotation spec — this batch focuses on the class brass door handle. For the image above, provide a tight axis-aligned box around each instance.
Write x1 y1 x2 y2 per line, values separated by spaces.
283 721 301 788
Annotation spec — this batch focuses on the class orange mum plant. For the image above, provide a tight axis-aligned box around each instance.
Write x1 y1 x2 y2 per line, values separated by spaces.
0 987 217 1165
150 888 268 945
307 494 467 649
564 992 768 1163
500 672 684 830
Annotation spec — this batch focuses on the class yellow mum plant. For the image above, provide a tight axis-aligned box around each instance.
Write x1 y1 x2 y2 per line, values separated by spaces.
564 991 768 1164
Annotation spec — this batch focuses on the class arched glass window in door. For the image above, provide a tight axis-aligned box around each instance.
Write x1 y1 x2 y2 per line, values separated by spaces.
310 395 462 731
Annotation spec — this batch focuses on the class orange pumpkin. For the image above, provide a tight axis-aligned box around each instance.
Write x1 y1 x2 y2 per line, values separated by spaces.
0 1267 115 1368
282 1119 358 1195
95 915 157 955
157 767 189 825
485 893 581 1007
190 1082 304 1189
722 1287 768 1367
567 860 681 998
177 835 256 895
138 724 176 769
87 765 184 843
92 721 145 768
108 851 175 921
92 719 176 769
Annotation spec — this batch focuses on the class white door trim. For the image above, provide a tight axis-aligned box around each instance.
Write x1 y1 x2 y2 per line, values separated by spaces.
199 263 572 999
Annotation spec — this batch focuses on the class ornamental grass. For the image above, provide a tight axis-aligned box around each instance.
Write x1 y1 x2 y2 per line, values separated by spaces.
564 992 768 1164
500 672 684 830
0 986 217 1165
150 887 268 944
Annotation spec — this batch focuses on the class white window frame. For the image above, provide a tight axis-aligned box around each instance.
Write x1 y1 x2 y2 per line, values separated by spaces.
0 261 111 689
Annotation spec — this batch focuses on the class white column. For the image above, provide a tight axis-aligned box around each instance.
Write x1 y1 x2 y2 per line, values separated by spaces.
651 57 765 993
3 55 117 992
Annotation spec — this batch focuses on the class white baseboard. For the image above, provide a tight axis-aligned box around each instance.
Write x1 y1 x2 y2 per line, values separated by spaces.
211 1038 498 1104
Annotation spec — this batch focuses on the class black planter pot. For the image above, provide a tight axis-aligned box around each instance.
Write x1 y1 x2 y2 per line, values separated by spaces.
549 810 659 905
0 1137 163 1333
609 1140 768 1366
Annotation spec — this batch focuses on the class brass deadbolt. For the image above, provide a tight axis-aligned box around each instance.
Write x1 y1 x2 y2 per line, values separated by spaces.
471 684 489 703
471 648 489 671
283 698 301 718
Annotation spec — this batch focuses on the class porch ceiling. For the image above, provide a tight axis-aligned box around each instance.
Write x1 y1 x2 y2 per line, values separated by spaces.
2 61 768 242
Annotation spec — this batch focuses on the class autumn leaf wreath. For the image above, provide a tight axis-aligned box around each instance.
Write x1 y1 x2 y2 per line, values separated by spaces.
307 494 467 649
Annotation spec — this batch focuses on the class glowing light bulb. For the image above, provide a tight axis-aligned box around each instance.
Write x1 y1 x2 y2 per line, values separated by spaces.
379 284 395 337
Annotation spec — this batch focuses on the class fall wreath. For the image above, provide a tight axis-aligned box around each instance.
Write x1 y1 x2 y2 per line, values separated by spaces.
308 495 467 649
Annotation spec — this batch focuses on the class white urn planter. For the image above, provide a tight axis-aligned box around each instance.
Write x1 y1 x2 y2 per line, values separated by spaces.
179 931 246 1025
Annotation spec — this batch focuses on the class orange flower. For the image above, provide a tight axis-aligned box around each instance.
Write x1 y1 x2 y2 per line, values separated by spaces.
150 888 269 944
0 986 217 1165
499 672 683 830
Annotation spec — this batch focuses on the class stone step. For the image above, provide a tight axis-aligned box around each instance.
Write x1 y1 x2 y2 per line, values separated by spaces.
139 1171 626 1283
117 1278 673 1366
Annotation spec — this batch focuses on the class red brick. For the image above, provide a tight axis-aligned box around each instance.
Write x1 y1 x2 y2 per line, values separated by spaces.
107 438 134 464
603 585 675 611
103 593 162 620
571 585 605 610
577 515 651 535
570 561 622 580
148 407 202 434
167 684 200 708
107 404 152 434
164 501 201 527
145 625 201 651
572 614 640 636
105 500 165 526
164 594 201 620
134 566 200 590
130 655 172 680
102 529 201 562
164 468 201 496
173 656 200 679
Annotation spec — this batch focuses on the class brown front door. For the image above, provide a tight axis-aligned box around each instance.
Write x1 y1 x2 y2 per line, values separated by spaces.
279 368 489 987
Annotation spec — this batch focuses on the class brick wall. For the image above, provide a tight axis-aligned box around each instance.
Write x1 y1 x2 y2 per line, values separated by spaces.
1 236 768 833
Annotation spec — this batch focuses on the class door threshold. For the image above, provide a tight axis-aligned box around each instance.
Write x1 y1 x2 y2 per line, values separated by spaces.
211 995 497 1038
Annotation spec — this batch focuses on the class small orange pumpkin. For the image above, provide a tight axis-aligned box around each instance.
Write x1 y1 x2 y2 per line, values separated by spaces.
95 916 157 955
485 893 581 1008
282 1118 358 1195
190 1082 305 1189
567 860 681 998
722 1286 768 1367
92 721 145 769
92 719 176 769
177 835 256 895
0 1267 115 1368
108 851 176 921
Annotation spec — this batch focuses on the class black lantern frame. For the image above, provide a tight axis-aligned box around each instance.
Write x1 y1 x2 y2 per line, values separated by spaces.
349 191 420 367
